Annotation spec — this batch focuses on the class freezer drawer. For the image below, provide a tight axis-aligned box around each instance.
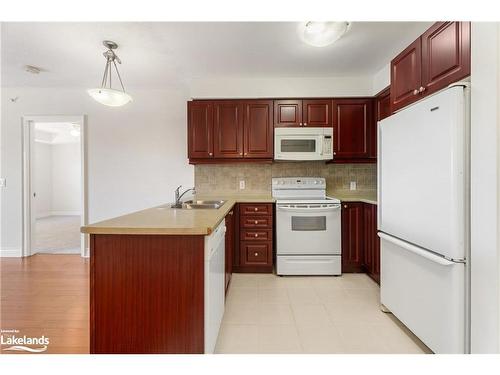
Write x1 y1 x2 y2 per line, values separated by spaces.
379 233 465 354
277 255 341 275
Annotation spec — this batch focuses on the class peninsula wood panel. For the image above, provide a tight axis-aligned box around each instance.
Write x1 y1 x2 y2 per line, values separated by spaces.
341 202 364 273
90 234 205 354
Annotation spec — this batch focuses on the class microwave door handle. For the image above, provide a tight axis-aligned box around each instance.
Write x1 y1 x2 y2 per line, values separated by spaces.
318 136 323 155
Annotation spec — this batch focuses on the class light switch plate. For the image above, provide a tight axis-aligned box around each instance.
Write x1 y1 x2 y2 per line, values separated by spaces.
239 180 245 190
350 181 357 191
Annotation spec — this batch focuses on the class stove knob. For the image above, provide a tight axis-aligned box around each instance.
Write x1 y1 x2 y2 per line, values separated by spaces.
314 180 318 184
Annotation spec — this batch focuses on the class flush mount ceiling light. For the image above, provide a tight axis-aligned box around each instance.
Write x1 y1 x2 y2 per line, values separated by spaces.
298 21 351 47
87 41 132 107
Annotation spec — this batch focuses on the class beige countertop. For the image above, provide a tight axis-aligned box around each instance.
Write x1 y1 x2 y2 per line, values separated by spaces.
329 191 378 205
81 194 274 236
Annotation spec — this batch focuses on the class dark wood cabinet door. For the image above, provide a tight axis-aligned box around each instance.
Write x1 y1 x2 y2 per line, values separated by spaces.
213 101 244 158
332 99 372 159
421 22 471 96
188 101 213 159
341 202 364 273
274 100 302 127
243 100 273 158
376 87 391 122
240 242 272 266
303 99 332 127
363 204 374 275
391 39 422 112
225 210 234 293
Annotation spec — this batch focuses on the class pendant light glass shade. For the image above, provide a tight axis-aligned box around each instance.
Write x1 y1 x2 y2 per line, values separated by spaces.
298 21 351 47
88 41 132 107
87 88 132 107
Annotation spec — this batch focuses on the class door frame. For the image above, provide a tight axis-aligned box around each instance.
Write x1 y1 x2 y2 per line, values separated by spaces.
22 115 89 257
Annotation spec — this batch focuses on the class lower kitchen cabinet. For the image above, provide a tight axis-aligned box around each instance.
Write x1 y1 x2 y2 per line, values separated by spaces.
341 201 380 284
341 202 364 272
232 203 274 273
225 208 235 293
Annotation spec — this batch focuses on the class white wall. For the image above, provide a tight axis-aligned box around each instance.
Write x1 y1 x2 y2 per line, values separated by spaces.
470 22 500 353
51 142 81 215
34 142 53 218
0 86 193 256
188 76 373 98
372 64 390 95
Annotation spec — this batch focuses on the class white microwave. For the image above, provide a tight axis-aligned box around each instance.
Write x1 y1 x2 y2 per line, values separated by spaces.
274 127 334 161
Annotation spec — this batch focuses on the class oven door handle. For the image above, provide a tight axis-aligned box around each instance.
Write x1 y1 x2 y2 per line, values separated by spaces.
277 205 340 213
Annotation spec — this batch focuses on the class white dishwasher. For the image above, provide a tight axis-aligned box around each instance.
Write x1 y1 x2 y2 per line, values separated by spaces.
204 221 226 354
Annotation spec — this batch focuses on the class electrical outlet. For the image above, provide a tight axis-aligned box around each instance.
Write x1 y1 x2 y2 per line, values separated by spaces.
349 181 357 191
239 180 245 190
0 178 5 188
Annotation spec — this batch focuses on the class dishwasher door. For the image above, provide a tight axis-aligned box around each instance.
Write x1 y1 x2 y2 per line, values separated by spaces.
204 222 226 354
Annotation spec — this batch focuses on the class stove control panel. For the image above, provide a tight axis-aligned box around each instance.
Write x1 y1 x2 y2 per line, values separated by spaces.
272 177 326 188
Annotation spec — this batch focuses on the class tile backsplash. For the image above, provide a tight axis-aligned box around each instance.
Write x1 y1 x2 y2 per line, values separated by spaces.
194 162 377 196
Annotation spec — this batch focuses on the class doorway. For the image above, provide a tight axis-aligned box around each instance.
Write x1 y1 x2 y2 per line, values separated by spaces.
22 115 88 257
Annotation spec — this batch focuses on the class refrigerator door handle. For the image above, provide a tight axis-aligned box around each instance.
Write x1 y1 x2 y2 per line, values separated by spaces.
378 232 455 266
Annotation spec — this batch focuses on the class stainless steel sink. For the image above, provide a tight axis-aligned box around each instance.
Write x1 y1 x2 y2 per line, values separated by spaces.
181 200 226 209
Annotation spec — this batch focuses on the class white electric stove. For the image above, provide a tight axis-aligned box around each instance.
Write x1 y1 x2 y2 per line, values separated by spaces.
272 177 342 275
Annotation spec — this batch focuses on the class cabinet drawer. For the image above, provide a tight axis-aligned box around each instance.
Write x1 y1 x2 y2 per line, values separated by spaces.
240 204 272 216
241 229 272 241
241 242 272 266
240 216 272 229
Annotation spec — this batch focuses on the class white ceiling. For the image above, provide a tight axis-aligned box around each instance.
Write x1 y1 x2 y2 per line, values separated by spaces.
1 22 432 88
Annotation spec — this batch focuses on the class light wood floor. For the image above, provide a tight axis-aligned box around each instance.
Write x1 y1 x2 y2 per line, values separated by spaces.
0 254 89 354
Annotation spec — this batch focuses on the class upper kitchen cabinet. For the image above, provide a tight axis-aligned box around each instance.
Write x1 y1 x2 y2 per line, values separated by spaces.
274 99 332 127
274 100 302 127
188 101 214 159
213 101 244 158
391 22 470 112
391 39 422 112
421 22 471 97
188 100 273 163
332 98 374 161
375 87 391 122
243 100 273 158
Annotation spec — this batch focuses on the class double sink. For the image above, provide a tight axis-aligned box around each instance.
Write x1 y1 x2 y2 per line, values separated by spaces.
178 200 226 210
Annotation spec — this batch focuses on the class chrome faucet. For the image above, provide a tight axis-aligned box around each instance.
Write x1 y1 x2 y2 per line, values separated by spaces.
171 185 195 208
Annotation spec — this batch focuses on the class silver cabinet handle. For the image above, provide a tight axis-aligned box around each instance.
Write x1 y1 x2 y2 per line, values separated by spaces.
413 89 419 95
254 233 258 237
254 220 258 224
254 252 259 257
244 152 248 156
239 152 243 156
304 123 307 126
254 207 258 211
209 152 213 156
419 86 426 93
299 122 303 126
343 204 347 208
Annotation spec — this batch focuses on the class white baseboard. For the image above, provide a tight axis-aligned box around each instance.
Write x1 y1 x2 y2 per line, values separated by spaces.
50 211 81 216
0 248 22 257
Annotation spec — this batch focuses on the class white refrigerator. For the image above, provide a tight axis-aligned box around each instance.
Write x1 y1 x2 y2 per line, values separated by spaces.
378 83 470 354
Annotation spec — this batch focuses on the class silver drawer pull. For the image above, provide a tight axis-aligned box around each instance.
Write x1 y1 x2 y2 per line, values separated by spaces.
254 233 258 237
254 252 259 257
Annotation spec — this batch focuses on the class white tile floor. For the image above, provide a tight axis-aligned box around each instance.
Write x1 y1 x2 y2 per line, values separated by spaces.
215 273 432 354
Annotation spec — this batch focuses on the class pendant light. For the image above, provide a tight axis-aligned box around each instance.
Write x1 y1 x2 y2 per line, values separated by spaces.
87 41 132 107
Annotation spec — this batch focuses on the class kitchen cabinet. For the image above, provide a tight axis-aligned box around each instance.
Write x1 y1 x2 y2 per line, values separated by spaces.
225 209 235 293
188 100 273 163
341 202 364 273
243 100 273 158
376 87 391 122
421 22 471 97
363 203 380 284
332 98 374 161
233 203 274 273
274 99 332 127
391 22 470 112
187 101 213 159
213 101 244 158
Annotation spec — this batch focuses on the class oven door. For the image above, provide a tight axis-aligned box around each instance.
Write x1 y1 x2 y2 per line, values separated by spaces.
276 204 341 255
274 135 325 160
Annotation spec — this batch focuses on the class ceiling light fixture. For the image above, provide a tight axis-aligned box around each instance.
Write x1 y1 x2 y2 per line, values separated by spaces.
87 41 132 107
298 21 351 47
